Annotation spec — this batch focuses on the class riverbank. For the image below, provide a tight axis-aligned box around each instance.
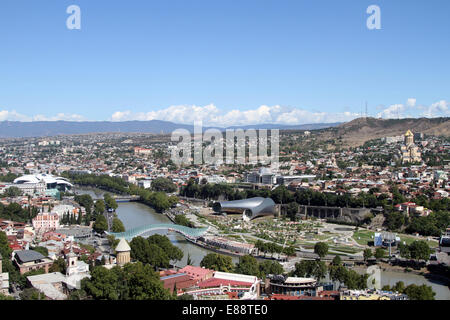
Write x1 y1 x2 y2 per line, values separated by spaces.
351 264 450 300
355 262 450 286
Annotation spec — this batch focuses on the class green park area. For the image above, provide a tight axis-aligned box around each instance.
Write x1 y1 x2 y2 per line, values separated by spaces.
352 229 439 248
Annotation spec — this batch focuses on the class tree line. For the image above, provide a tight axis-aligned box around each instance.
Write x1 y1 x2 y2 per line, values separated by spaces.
199 252 284 280
65 172 179 213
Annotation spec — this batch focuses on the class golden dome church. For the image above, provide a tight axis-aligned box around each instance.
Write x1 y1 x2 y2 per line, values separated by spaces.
400 130 421 163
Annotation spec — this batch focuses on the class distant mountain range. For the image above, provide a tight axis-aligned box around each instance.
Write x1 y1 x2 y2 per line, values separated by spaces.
0 120 342 138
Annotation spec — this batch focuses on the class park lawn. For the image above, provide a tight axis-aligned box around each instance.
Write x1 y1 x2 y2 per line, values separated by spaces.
352 230 374 245
314 234 333 241
244 237 257 244
328 246 360 254
352 230 439 248
397 234 439 248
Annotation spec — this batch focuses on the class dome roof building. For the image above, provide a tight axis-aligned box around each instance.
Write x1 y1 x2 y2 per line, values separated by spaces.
116 238 131 252
115 238 131 266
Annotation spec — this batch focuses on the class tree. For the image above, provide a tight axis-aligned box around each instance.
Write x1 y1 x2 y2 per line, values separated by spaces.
332 255 342 266
329 265 347 284
314 242 329 259
82 266 120 300
286 202 299 221
93 215 108 234
363 249 373 262
393 281 406 293
408 240 432 261
19 288 46 300
0 293 14 300
344 269 368 290
258 260 284 278
291 260 327 280
82 263 173 300
374 248 386 260
74 194 94 214
186 253 193 266
384 211 406 231
129 236 170 269
151 178 177 193
49 257 67 274
200 253 234 272
147 234 183 264
0 231 12 259
94 200 105 215
3 186 23 197
398 242 410 259
123 262 172 300
69 289 88 300
104 193 118 209
234 255 259 277
112 218 125 233
149 192 171 212
107 235 120 249
283 246 296 257
174 214 192 227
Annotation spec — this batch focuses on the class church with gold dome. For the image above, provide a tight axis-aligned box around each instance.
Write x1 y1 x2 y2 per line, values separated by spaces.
400 130 422 163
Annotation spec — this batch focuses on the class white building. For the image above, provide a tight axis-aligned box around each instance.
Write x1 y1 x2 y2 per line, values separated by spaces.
13 173 73 191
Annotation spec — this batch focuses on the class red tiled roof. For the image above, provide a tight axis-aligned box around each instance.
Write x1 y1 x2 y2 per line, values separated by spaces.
298 296 334 300
179 265 213 279
269 294 300 300
198 278 253 288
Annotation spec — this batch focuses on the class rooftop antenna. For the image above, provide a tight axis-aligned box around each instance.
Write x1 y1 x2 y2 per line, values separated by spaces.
365 101 368 118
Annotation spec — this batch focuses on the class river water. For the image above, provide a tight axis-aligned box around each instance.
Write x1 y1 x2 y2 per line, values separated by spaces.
378 270 449 300
75 187 449 299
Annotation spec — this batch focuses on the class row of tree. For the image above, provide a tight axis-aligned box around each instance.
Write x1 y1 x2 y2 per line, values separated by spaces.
382 281 435 300
0 202 39 223
200 253 284 280
254 240 296 257
76 262 173 300
66 172 179 213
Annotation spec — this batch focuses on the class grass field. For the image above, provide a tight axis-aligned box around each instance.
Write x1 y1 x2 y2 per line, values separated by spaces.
352 229 439 248
352 230 374 245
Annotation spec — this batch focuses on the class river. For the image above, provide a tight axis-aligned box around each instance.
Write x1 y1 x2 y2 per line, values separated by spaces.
75 187 449 299
74 187 239 267
378 270 449 300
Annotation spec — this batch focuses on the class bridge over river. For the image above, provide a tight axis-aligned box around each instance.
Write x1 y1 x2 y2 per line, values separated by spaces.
107 223 209 241
89 194 141 202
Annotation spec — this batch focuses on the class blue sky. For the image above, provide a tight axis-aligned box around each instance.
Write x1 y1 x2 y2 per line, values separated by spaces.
0 0 449 126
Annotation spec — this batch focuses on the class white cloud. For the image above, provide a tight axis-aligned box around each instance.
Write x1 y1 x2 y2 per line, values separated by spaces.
32 113 86 121
376 104 405 119
421 100 449 117
0 109 86 122
1 99 448 126
110 104 360 127
0 110 31 121
376 99 449 119
407 98 416 107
